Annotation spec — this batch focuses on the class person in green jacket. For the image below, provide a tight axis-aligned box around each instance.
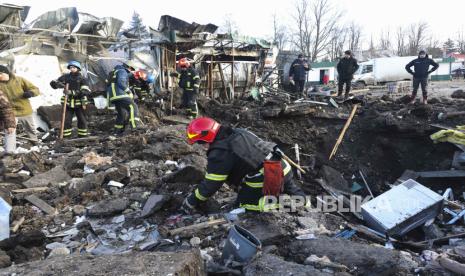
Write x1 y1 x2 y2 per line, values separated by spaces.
0 65 40 144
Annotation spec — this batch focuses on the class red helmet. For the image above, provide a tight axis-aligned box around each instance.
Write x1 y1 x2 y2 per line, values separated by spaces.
178 58 190 68
187 117 221 145
134 70 148 80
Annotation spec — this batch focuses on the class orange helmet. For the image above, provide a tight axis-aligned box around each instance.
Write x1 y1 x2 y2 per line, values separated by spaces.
187 117 221 145
134 70 148 80
178 58 190 68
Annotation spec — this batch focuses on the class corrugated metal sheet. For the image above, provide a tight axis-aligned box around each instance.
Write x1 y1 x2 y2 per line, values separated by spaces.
75 13 123 38
30 7 79 32
158 15 217 35
0 4 25 28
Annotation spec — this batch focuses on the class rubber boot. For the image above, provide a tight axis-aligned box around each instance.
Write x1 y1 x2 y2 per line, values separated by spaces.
409 96 416 104
422 97 428 105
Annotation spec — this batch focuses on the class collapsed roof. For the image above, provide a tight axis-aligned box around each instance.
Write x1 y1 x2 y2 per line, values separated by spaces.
0 6 273 99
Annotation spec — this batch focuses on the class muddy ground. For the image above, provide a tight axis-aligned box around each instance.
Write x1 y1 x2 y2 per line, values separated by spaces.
2 84 465 275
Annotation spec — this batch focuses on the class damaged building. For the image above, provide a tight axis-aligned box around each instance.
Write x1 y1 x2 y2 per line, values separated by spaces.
3 4 465 276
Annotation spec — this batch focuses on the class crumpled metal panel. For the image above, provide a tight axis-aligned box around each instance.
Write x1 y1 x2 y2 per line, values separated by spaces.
148 27 170 43
158 15 217 34
0 4 27 28
75 13 123 38
97 17 124 38
75 12 100 34
31 7 79 32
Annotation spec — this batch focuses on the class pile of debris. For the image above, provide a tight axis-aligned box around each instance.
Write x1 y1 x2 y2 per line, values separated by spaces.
2 89 465 275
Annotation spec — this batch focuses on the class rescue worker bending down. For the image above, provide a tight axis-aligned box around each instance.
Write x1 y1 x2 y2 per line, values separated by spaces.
106 61 141 134
130 69 154 102
171 58 200 118
181 117 307 213
50 61 91 138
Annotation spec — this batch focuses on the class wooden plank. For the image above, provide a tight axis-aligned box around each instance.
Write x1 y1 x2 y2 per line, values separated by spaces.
25 194 58 216
10 216 25 233
12 187 49 193
417 170 465 178
209 56 213 97
161 115 191 125
438 257 465 275
329 104 359 160
169 218 228 236
63 136 99 143
218 63 228 101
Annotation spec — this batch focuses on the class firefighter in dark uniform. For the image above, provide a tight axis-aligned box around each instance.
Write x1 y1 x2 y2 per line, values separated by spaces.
289 54 310 95
50 60 91 138
171 58 200 118
181 117 307 213
130 69 153 102
106 61 141 133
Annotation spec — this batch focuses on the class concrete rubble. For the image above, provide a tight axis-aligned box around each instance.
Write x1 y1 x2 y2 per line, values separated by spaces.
2 83 465 274
1 5 465 276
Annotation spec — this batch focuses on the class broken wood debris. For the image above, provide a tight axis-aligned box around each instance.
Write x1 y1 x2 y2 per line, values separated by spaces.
25 194 58 216
329 104 359 160
12 187 49 193
10 217 25 233
168 218 228 236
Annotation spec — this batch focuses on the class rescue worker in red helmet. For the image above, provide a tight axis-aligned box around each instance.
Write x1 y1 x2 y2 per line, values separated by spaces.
50 60 91 138
181 117 307 213
171 58 200 118
130 69 151 102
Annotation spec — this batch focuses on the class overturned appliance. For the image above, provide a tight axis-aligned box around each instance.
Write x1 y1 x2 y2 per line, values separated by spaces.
361 179 444 237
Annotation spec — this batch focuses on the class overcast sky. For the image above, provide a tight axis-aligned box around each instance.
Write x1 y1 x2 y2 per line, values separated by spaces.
9 0 465 45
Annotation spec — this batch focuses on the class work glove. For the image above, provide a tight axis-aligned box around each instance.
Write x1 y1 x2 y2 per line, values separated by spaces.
79 89 90 97
289 79 295 86
180 196 197 215
50 80 65 89
22 91 34 98
63 89 72 96
73 90 83 97
170 72 179 77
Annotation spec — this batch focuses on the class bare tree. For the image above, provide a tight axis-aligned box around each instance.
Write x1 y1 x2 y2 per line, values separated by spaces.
327 26 346 61
309 0 342 61
347 22 362 52
368 35 376 58
291 0 342 62
407 22 429 55
379 28 392 51
395 26 407 56
272 13 288 51
291 0 313 57
220 13 239 35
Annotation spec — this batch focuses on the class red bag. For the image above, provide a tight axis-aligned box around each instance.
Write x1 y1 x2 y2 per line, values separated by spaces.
263 160 284 197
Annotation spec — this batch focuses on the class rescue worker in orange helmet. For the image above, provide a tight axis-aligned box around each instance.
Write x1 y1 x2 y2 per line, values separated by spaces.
181 117 307 213
130 69 152 102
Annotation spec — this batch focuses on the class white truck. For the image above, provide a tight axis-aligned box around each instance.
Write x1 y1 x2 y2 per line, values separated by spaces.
352 56 418 87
